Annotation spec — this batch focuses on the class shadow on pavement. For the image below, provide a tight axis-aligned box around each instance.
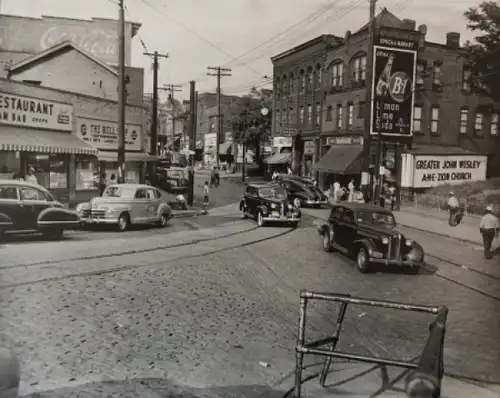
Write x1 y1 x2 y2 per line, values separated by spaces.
20 378 286 398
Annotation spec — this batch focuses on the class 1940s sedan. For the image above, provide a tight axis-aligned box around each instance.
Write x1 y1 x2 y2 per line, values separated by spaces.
277 174 329 208
0 180 80 241
76 184 172 232
317 203 424 273
240 183 301 228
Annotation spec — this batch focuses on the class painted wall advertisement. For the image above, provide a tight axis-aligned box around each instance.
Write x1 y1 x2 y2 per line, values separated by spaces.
204 133 217 150
273 137 292 147
76 117 142 151
0 91 73 131
370 36 417 137
412 155 487 188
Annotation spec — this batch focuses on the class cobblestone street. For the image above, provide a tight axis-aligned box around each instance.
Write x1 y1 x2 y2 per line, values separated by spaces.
1 213 499 396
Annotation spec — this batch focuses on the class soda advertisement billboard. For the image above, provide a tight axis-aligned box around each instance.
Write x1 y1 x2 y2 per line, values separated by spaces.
370 37 417 137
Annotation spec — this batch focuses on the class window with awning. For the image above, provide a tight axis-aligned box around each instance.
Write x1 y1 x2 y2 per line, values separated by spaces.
312 145 364 174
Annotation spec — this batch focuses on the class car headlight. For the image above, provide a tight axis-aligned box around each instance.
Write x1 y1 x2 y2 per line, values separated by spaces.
382 237 389 244
76 203 84 212
405 239 413 247
271 203 277 209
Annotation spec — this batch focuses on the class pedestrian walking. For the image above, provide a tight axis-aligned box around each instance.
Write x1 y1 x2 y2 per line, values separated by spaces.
203 181 210 214
447 192 460 226
479 205 499 260
388 185 396 211
214 167 220 187
333 180 341 202
348 179 355 202
210 167 216 188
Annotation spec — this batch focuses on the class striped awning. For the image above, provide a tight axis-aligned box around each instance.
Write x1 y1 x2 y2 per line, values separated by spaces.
98 151 158 162
0 126 98 156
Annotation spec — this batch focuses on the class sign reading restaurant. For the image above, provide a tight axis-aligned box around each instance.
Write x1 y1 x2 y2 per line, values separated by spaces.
370 36 417 137
412 155 487 188
76 117 142 152
0 91 73 131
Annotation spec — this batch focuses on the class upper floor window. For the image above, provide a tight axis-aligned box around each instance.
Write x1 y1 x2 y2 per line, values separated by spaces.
462 67 471 92
352 55 367 83
337 104 343 129
413 105 423 134
416 61 425 86
347 103 354 127
358 101 366 119
275 109 280 125
282 75 288 97
275 78 281 97
307 67 314 91
326 105 333 121
289 73 295 94
491 113 499 136
331 62 343 87
460 108 468 134
315 64 322 90
474 111 484 136
299 106 304 123
281 108 287 124
307 104 312 124
431 106 440 135
315 103 321 125
288 107 294 124
432 61 442 86
299 69 305 93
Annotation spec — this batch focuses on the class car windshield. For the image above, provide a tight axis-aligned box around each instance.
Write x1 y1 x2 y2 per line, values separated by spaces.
102 186 135 199
259 187 287 200
302 181 322 195
357 211 396 227
168 170 184 178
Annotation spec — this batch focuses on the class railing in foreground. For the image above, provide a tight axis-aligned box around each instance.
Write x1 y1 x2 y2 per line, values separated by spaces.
293 291 448 398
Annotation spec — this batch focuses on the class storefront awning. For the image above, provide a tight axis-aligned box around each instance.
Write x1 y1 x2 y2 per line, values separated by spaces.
98 151 158 162
0 126 98 156
265 152 292 165
312 145 364 174
219 142 232 155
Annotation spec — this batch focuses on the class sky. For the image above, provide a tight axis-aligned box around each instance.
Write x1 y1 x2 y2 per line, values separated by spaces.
2 0 481 101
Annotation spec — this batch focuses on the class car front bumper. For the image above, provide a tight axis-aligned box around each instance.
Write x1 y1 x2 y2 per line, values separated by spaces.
370 258 423 267
262 215 301 223
81 217 119 225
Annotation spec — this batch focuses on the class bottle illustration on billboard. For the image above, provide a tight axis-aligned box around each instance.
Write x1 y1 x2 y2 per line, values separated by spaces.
376 54 394 97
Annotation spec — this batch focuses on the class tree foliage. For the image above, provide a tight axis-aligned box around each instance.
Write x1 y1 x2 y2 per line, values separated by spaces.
463 1 500 103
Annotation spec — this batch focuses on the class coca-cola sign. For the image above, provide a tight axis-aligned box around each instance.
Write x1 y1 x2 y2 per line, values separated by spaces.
370 36 417 137
40 26 118 63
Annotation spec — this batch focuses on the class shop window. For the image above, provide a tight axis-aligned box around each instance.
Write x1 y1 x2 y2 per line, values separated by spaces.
26 153 69 189
474 111 484 136
76 156 100 191
430 106 440 135
459 108 468 135
491 113 498 136
413 105 423 134
0 151 21 180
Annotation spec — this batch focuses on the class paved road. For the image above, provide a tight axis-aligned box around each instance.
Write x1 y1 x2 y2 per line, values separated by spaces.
1 216 499 396
193 173 245 209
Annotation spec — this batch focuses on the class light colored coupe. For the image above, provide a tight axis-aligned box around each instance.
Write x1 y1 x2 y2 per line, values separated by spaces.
76 184 172 232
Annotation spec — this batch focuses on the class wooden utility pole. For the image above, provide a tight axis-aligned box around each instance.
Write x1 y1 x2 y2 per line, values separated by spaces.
207 66 232 167
144 51 169 158
187 80 196 206
117 0 126 183
362 0 377 195
161 84 182 150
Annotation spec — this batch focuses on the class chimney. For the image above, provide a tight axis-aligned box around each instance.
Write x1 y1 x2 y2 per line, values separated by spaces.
344 30 351 42
401 19 416 30
418 24 427 49
446 32 460 48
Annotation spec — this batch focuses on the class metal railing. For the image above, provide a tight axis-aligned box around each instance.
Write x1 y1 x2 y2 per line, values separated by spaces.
292 291 448 398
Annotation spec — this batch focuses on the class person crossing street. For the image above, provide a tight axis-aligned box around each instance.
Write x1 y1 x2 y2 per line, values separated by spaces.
479 205 499 259
447 192 460 226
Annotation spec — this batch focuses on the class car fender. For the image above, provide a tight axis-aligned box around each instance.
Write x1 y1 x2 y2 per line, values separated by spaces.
157 202 172 218
408 241 425 262
352 238 376 256
0 213 14 228
37 207 81 226
75 202 90 211
257 204 269 215
239 199 246 211
317 222 334 239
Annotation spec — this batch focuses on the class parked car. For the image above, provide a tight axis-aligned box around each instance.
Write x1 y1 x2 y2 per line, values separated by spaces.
0 180 80 241
161 167 189 193
76 184 172 232
317 203 424 273
239 183 301 228
277 174 329 208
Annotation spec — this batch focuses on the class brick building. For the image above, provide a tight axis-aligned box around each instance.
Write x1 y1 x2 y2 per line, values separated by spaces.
271 10 498 189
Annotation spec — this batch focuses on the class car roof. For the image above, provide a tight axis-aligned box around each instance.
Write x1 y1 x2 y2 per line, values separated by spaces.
332 202 394 213
106 184 156 190
246 182 281 189
0 179 50 191
279 174 313 182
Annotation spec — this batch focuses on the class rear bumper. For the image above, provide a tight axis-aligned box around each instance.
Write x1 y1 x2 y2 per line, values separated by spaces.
37 220 81 229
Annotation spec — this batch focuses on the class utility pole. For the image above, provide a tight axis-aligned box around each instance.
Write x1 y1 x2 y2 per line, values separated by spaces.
161 84 182 151
362 0 377 198
144 51 169 160
187 80 196 206
207 66 232 167
117 0 126 183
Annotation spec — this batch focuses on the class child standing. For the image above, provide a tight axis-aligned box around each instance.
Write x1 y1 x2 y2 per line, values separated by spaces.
203 181 209 214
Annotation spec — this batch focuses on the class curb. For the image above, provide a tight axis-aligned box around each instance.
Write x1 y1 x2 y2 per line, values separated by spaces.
172 211 200 218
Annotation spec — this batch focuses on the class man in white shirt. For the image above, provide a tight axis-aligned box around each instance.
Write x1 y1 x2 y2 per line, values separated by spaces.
348 179 355 202
447 192 460 226
480 205 499 259
25 167 37 185
333 181 341 202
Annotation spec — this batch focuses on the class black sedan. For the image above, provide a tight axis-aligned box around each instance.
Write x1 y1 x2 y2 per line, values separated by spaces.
277 175 329 208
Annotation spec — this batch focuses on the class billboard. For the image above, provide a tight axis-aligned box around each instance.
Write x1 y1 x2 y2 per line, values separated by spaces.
370 36 417 137
76 117 142 151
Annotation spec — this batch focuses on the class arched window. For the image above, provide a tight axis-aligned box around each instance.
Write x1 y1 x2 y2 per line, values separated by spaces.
289 73 295 94
299 69 305 93
315 64 322 89
282 74 288 97
275 77 281 97
330 60 344 88
307 66 313 91
351 53 367 84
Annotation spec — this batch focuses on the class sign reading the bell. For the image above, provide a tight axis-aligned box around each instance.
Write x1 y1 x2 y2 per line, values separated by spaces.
0 91 73 131
327 136 364 146
76 117 141 151
370 36 417 137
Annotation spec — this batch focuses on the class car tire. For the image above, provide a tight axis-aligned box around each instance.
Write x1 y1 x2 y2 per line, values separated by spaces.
257 211 265 227
241 206 248 219
407 266 420 275
158 213 169 228
293 220 301 229
356 247 371 273
117 213 130 232
293 198 301 208
322 230 333 252
43 228 64 240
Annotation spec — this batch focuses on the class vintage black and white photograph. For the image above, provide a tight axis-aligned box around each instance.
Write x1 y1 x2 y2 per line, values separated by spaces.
0 0 499 397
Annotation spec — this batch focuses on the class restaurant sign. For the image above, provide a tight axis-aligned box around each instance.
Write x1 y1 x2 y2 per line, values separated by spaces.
0 91 73 131
370 36 417 137
412 155 487 188
76 117 141 151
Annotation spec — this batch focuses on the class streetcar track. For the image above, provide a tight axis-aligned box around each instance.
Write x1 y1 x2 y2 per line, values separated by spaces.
0 227 296 290
425 253 500 281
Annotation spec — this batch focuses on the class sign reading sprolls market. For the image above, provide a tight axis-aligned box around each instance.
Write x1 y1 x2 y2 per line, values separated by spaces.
76 117 142 151
412 155 487 188
0 92 73 131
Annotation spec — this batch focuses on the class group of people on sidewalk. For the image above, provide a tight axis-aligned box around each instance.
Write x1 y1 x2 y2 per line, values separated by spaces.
11 167 39 185
447 191 499 259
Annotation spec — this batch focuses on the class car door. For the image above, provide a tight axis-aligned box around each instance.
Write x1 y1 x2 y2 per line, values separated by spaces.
329 206 345 246
245 187 258 217
131 188 149 223
339 209 357 247
19 186 53 230
145 187 160 222
0 185 22 230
